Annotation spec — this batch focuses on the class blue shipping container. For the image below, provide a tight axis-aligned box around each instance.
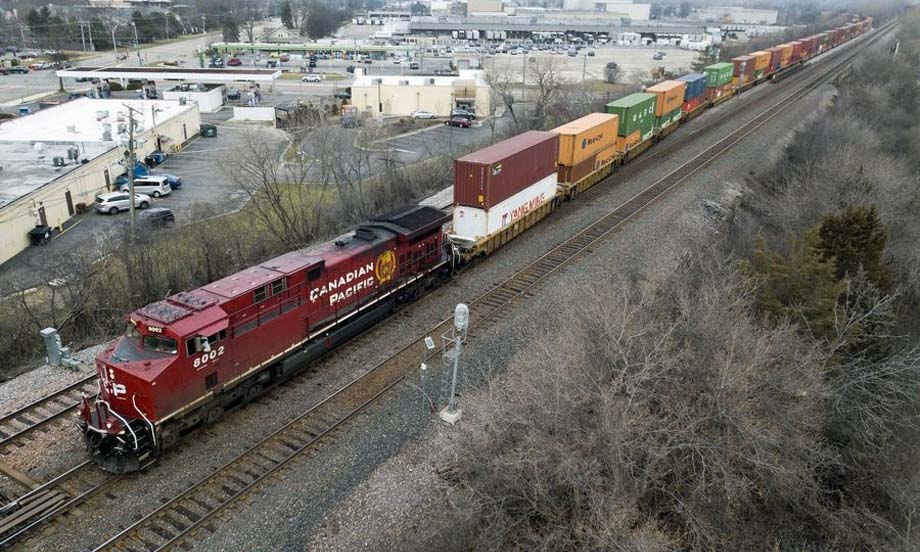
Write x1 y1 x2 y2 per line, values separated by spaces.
678 73 707 101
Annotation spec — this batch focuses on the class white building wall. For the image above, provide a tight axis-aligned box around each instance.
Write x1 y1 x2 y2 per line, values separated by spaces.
162 86 224 113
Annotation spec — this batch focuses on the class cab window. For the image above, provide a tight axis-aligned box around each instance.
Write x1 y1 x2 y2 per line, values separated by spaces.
186 329 227 355
143 335 178 354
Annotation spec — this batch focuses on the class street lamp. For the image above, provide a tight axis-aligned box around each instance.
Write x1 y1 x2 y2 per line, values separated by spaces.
440 303 469 425
131 22 142 66
112 23 122 62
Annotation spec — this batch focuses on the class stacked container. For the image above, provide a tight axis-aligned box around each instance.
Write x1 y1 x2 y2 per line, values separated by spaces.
551 113 619 184
704 62 734 101
749 51 772 79
678 73 707 114
766 47 783 74
813 33 829 55
646 80 686 129
829 28 845 47
452 131 559 240
789 40 807 63
605 93 657 151
775 43 794 68
731 55 756 85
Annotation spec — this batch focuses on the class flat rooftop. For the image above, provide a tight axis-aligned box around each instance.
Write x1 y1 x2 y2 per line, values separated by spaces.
0 141 114 210
0 98 196 143
57 66 281 83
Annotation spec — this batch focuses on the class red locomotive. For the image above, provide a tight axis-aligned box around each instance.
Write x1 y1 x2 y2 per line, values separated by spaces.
81 206 451 472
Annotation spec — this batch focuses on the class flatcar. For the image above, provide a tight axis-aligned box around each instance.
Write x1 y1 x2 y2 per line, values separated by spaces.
80 17 874 472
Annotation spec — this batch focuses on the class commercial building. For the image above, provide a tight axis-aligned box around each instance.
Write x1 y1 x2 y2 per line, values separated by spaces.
350 69 489 117
468 0 504 16
697 6 778 25
561 0 651 20
0 98 200 266
162 83 226 113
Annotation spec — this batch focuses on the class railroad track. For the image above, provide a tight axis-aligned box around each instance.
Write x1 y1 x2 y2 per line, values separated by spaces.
0 374 97 453
92 23 894 552
0 460 119 547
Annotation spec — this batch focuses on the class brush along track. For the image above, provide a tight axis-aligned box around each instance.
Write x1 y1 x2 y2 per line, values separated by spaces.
0 374 97 453
92 24 894 552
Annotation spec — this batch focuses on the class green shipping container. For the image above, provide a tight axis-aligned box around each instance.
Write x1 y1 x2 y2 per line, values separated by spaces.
705 62 734 88
605 93 657 140
656 107 682 129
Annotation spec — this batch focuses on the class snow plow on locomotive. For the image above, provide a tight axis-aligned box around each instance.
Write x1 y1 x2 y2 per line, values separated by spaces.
80 206 452 473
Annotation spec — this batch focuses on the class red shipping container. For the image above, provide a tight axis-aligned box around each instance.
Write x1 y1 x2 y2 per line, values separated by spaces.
454 131 559 209
790 40 806 62
705 82 733 102
766 47 783 73
682 96 704 114
732 55 756 84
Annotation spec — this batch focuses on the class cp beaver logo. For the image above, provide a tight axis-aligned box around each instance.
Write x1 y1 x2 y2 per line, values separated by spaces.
375 250 397 283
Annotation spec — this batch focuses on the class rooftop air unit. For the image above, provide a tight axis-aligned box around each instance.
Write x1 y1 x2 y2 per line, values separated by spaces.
96 110 108 121
67 146 79 160
53 156 65 167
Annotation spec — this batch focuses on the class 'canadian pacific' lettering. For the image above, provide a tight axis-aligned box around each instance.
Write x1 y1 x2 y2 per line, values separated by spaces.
309 262 375 306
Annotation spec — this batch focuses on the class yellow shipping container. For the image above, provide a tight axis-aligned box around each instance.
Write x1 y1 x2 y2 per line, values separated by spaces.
777 43 794 67
551 113 619 167
615 129 641 152
645 80 686 118
750 51 772 72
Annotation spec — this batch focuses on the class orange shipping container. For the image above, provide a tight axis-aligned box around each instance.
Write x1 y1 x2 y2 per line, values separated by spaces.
616 129 641 152
557 143 620 183
776 43 794 67
595 144 617 167
750 51 772 72
645 80 686 118
550 113 619 167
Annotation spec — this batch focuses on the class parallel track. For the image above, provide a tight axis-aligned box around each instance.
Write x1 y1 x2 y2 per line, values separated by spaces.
94 23 894 552
0 374 97 452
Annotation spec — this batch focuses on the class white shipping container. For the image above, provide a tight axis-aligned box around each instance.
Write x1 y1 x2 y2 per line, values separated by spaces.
451 174 558 241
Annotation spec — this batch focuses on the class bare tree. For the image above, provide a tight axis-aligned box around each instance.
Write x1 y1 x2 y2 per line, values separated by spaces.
526 56 564 129
483 60 515 142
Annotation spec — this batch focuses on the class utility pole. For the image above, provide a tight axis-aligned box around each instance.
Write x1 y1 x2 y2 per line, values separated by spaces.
79 22 87 53
164 12 169 40
20 26 26 49
123 104 141 233
582 52 587 83
201 16 206 34
112 23 121 62
520 51 526 100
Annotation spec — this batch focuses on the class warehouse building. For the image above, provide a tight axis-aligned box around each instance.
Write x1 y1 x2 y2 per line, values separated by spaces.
350 69 490 118
696 6 778 25
0 98 200 266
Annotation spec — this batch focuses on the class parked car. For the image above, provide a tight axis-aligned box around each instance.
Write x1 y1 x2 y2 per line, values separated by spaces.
445 117 471 128
266 60 278 68
120 175 171 198
116 171 181 189
346 65 356 73
94 192 151 214
301 73 322 82
0 68 8 76
567 49 578 57
308 60 317 68
412 110 436 119
137 207 175 229
652 52 664 60
227 57 242 66
450 108 476 120
8 66 28 74
363 58 373 64
226 87 241 100
587 50 595 56
279 53 290 62
410 62 420 70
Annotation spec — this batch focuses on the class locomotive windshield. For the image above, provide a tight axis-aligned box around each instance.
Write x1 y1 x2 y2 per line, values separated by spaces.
123 323 178 355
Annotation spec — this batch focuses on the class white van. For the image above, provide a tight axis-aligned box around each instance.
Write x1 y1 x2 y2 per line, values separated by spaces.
120 175 171 198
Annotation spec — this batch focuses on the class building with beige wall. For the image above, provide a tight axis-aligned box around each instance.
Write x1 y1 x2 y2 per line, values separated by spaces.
467 0 503 15
350 69 490 118
0 98 200 266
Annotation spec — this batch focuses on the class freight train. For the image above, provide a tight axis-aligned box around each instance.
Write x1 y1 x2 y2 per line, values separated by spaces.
80 17 873 472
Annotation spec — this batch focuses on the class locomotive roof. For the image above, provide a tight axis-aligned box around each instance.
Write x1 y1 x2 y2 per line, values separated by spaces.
129 204 447 332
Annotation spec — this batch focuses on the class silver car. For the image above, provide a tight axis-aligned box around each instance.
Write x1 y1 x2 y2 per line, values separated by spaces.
412 110 436 119
120 175 171 198
95 192 152 214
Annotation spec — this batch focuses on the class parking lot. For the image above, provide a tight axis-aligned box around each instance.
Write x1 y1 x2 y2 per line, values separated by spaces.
0 109 288 293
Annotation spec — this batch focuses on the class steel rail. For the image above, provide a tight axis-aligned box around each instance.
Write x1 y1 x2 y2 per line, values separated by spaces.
0 374 98 451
